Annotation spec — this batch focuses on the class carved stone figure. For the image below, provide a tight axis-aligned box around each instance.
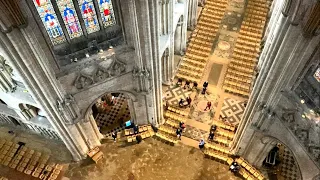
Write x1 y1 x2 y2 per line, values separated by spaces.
74 73 94 89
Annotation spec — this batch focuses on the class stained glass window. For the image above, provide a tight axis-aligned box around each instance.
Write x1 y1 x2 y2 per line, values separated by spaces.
33 0 66 45
56 0 83 39
78 0 100 34
98 0 116 28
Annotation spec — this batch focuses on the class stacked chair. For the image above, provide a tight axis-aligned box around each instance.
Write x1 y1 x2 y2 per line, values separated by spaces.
223 0 271 97
125 125 155 143
0 139 63 180
236 157 265 180
176 0 228 83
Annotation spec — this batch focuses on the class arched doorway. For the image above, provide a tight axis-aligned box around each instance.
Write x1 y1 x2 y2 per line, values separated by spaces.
89 92 132 135
262 142 302 180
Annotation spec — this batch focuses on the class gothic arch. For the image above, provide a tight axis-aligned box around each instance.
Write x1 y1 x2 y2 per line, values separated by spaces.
84 90 137 121
258 135 302 179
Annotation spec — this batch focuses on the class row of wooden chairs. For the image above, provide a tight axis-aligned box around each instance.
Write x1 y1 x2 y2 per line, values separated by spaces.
224 85 250 97
247 1 270 9
176 73 199 84
235 44 260 53
239 29 263 39
215 127 235 139
224 79 251 91
233 48 259 58
158 124 176 135
236 157 265 180
155 131 178 144
180 63 203 73
183 57 206 67
227 68 254 78
247 5 269 13
242 21 265 29
238 33 261 44
206 142 232 155
231 58 256 68
246 9 268 17
165 110 189 121
236 38 260 48
124 125 152 136
204 148 231 162
241 25 264 34
192 30 216 41
232 53 258 62
212 120 236 132
188 42 212 52
127 130 154 142
229 64 254 74
165 118 180 128
178 68 202 79
0 139 62 180
225 75 252 84
212 135 232 147
167 106 189 116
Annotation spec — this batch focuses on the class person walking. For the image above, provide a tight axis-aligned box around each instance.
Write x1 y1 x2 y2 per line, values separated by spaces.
179 122 186 131
208 131 214 142
176 128 182 140
186 96 192 107
184 81 190 89
111 131 117 142
204 101 211 111
179 98 184 107
199 138 205 150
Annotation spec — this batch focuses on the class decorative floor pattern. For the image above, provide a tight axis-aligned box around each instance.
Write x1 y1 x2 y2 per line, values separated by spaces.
280 147 301 180
95 94 131 134
183 125 209 141
190 93 220 125
220 97 245 125
164 84 193 106
214 34 236 59
221 11 243 32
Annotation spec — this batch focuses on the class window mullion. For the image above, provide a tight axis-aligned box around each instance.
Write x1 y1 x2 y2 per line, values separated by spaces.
72 0 88 37
51 0 71 43
93 0 104 30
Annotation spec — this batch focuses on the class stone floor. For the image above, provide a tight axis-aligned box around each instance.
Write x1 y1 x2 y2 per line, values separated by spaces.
64 138 242 180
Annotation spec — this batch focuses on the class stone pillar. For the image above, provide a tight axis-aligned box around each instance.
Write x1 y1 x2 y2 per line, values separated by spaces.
125 0 162 125
187 0 197 30
174 17 183 54
162 49 170 84
0 0 101 161
0 57 16 93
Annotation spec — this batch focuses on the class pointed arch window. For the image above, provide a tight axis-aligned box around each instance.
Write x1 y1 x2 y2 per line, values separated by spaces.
98 0 116 27
33 0 66 45
78 0 100 34
56 0 83 38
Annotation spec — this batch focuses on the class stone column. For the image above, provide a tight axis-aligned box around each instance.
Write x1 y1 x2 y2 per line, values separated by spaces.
187 0 197 30
174 17 183 54
125 0 163 125
162 49 170 84
0 0 102 160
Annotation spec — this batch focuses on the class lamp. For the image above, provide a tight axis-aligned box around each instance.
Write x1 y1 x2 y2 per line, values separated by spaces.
85 53 90 58
300 99 305 104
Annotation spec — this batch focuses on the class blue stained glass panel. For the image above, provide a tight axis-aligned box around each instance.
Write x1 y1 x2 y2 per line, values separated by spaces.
98 0 116 28
78 0 100 34
56 0 83 39
33 0 66 45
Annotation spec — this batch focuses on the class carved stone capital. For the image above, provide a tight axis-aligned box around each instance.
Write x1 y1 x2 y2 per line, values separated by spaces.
56 94 80 125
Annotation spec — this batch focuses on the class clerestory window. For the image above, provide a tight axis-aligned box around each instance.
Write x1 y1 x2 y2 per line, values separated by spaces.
33 0 116 45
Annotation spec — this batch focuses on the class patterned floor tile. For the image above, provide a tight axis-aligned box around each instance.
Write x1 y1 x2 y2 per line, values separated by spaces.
220 97 245 125
190 93 219 125
164 84 193 106
95 93 131 134
183 125 209 141
280 147 301 180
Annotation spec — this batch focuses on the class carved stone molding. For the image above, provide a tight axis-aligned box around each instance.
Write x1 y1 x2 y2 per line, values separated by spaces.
132 67 152 93
0 0 27 33
280 108 320 165
73 56 126 90
0 56 16 92
56 94 80 125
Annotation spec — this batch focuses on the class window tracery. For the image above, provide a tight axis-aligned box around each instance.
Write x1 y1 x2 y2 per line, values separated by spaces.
33 0 117 44
56 0 83 38
33 0 66 44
